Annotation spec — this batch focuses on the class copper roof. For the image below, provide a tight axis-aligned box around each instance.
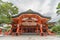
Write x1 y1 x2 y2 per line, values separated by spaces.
12 9 51 19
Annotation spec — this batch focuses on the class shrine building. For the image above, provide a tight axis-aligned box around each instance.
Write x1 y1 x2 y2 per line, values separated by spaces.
9 9 53 36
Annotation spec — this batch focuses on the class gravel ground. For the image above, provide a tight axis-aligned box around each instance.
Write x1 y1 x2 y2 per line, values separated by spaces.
0 35 60 40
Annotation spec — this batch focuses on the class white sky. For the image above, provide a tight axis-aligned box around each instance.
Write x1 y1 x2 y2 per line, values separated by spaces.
2 0 60 19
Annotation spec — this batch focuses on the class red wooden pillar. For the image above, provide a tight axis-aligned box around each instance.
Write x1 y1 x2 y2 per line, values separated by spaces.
20 26 23 35
45 24 52 35
0 28 2 35
40 24 43 36
16 24 20 35
35 26 39 34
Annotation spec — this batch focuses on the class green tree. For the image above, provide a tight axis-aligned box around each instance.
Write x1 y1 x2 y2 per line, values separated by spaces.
56 3 60 15
0 0 18 23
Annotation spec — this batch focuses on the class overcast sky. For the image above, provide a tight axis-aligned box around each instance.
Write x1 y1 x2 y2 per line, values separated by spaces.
2 0 60 18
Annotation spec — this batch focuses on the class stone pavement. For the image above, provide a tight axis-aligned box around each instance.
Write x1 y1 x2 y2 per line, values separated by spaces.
0 35 60 40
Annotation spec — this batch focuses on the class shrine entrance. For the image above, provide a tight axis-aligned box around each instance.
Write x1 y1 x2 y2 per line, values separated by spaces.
22 27 36 33
9 9 53 36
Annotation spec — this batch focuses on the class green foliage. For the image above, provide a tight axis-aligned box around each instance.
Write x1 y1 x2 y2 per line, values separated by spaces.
0 0 18 23
56 3 60 15
57 3 60 9
58 20 60 24
4 26 11 32
51 25 60 33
